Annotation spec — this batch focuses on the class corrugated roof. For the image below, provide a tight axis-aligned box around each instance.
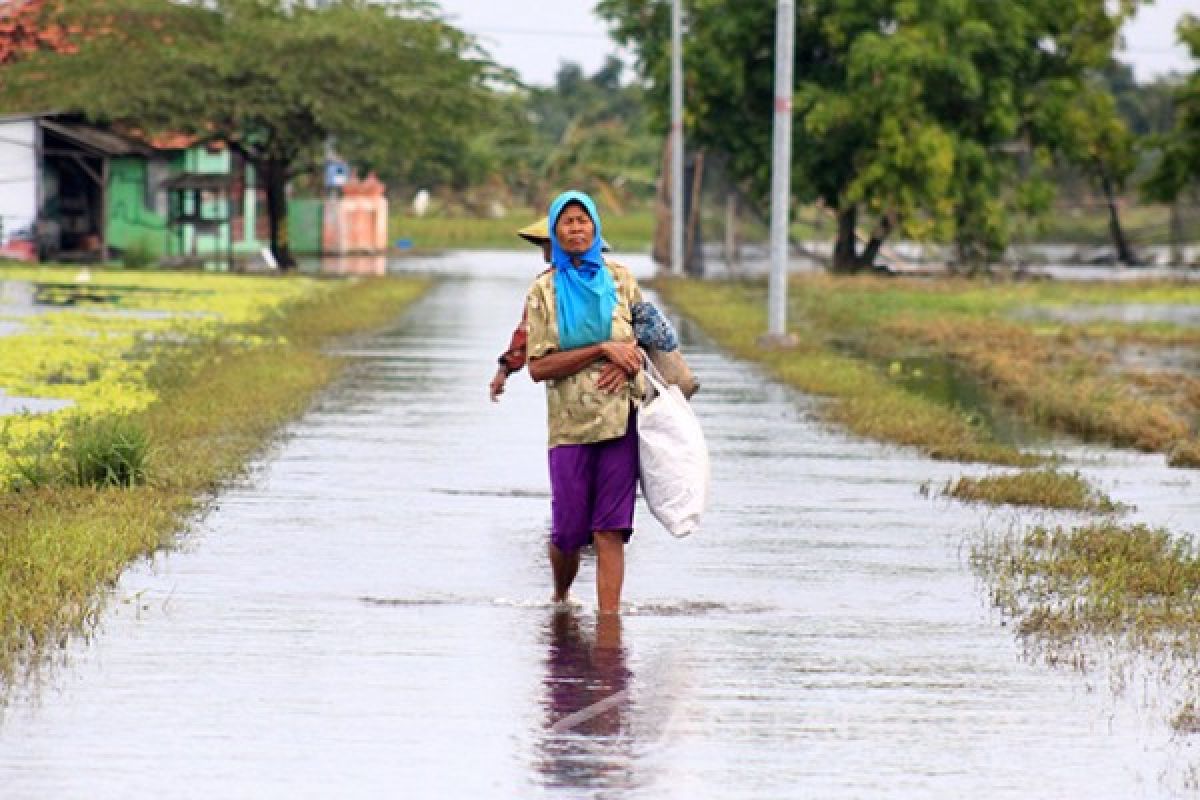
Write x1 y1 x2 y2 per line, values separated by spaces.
39 119 151 157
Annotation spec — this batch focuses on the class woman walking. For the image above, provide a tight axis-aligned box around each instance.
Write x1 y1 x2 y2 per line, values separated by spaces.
526 190 644 614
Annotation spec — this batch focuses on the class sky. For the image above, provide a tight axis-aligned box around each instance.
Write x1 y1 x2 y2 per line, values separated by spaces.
434 0 1197 87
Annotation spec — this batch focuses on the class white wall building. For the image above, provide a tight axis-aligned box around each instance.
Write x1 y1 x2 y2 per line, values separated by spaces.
0 114 39 256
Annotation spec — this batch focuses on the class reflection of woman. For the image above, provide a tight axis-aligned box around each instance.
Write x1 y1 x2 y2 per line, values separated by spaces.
526 191 644 613
538 609 633 789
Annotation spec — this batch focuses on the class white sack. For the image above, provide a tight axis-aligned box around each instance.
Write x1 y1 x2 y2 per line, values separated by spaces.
638 355 710 538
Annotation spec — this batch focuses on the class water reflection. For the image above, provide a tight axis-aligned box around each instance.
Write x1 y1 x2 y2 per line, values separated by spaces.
299 255 389 276
538 610 636 792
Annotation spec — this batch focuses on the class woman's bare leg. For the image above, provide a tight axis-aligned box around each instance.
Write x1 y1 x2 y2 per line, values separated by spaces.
593 531 626 613
549 542 580 603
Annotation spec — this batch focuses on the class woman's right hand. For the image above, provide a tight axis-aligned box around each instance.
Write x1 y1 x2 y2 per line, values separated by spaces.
489 366 508 402
600 341 641 376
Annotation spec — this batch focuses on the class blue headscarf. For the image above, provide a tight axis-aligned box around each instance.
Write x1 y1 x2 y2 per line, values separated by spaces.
549 191 616 351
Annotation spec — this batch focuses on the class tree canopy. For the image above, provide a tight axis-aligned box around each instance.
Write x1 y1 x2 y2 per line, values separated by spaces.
0 0 494 266
598 0 1140 271
1144 15 1200 204
410 58 660 215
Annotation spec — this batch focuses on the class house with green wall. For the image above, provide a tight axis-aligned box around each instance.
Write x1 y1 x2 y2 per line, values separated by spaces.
0 113 322 269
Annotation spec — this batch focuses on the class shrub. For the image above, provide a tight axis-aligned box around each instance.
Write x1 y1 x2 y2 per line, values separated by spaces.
120 238 158 270
62 416 150 488
1168 440 1200 469
0 419 57 491
946 468 1122 512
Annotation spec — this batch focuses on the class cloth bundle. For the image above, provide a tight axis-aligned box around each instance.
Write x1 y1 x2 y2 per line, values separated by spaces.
632 301 679 352
632 302 698 399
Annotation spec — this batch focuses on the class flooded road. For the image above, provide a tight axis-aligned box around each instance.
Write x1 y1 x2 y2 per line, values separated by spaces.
2 251 1199 798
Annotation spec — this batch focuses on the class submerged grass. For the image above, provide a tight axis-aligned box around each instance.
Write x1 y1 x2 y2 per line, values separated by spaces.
974 518 1200 733
0 275 430 677
975 521 1200 641
947 468 1122 512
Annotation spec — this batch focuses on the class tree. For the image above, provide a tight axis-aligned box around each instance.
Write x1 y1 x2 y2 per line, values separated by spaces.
530 60 658 210
1030 81 1138 263
1144 15 1200 205
0 0 493 268
597 0 1136 272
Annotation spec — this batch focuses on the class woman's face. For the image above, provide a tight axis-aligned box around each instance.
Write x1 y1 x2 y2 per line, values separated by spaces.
555 203 596 254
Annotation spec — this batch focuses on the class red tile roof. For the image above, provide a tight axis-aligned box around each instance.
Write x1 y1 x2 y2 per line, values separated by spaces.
0 0 78 64
2 2 216 152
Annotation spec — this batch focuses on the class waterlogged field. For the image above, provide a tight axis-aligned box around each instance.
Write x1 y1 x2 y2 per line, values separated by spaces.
0 265 430 674
659 274 1200 714
0 266 330 489
657 275 1200 470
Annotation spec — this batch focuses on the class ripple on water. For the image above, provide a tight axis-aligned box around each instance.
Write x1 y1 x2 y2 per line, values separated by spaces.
358 595 775 617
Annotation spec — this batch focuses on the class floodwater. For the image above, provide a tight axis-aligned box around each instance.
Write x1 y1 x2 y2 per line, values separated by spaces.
2 251 1200 798
1016 303 1200 328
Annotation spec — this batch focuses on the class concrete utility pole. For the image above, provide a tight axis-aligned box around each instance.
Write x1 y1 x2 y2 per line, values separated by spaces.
767 0 795 338
670 0 685 276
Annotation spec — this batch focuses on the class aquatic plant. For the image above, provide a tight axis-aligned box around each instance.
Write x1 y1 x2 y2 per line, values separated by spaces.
975 521 1200 640
946 468 1122 512
61 415 149 488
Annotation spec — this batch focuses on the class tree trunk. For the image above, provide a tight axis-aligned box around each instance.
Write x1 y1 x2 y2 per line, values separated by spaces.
263 158 296 270
1169 200 1184 267
832 206 859 273
1099 168 1136 267
953 208 985 275
860 212 894 271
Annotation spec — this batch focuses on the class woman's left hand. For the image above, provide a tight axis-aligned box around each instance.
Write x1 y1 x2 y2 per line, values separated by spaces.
596 362 630 394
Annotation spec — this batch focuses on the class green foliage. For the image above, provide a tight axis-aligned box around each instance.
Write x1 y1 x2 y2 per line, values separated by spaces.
975 521 1200 640
1144 15 1200 203
654 277 1035 466
2 415 150 490
598 0 1138 270
120 239 157 270
389 208 655 251
428 59 660 213
658 274 1200 468
1 419 57 491
62 416 149 488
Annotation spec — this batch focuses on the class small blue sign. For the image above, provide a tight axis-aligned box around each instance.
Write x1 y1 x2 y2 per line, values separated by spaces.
324 160 349 188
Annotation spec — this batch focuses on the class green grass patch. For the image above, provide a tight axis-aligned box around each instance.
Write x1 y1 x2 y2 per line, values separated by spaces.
0 273 431 677
389 209 654 252
946 468 1122 512
975 518 1200 734
974 521 1200 642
